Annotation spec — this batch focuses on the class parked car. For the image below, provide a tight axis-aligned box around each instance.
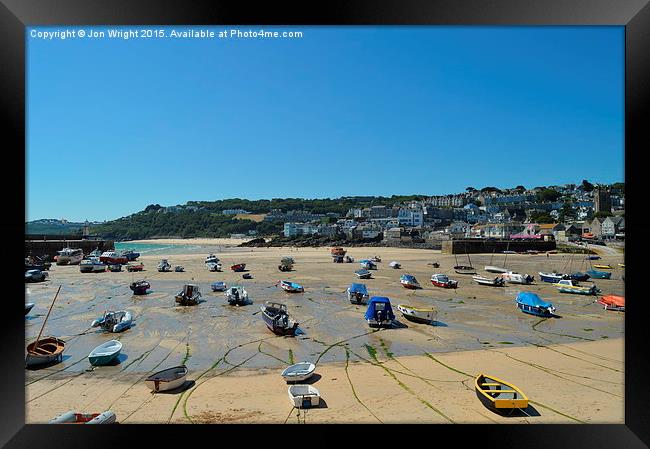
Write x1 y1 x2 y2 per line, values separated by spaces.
25 269 48 282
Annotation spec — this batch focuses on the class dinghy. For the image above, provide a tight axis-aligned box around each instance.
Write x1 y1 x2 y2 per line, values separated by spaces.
593 264 612 270
430 273 458 289
454 265 477 275
355 269 372 279
278 280 304 292
400 274 420 289
484 265 508 273
472 275 505 287
347 283 369 304
91 310 133 332
129 280 150 295
25 302 35 315
278 257 295 272
475 374 528 413
565 271 591 281
175 284 201 306
598 295 625 312
288 384 320 408
225 285 248 305
397 304 436 324
359 259 377 270
174 265 185 272
389 261 401 269
26 337 65 368
538 271 567 283
205 254 219 264
586 269 612 279
260 302 299 336
126 263 144 272
281 362 316 383
206 261 222 272
365 297 395 328
210 281 227 292
500 271 534 284
145 365 188 392
157 259 172 272
231 263 246 272
49 410 116 424
88 340 122 366
515 292 555 317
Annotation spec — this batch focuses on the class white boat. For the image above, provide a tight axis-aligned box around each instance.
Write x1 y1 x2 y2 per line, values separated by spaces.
79 258 106 273
225 285 248 305
175 284 201 305
389 261 401 269
472 275 505 287
25 302 35 315
484 265 508 273
91 310 133 333
281 362 316 383
56 248 83 265
145 365 188 392
500 271 534 284
88 340 122 366
206 261 222 272
205 254 219 264
288 384 321 408
396 304 436 324
157 259 172 272
49 410 117 424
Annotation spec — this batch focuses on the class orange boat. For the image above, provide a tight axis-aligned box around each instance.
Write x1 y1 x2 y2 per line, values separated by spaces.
598 295 625 312
330 247 346 257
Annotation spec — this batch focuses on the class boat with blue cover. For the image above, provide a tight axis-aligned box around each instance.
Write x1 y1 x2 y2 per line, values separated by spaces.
565 272 590 281
359 259 377 270
347 283 369 304
400 274 420 289
278 280 304 293
586 269 612 279
365 296 395 328
515 292 556 317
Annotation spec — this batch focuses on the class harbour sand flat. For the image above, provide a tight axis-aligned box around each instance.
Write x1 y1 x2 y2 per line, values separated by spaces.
25 245 624 423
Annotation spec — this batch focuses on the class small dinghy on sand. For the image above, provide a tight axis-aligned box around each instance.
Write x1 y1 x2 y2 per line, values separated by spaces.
475 374 528 414
25 285 65 368
288 384 321 408
397 304 437 324
88 340 122 366
281 362 316 383
91 310 133 332
49 410 116 424
145 365 188 392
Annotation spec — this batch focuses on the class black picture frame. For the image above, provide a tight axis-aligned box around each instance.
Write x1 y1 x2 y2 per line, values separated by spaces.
3 0 647 447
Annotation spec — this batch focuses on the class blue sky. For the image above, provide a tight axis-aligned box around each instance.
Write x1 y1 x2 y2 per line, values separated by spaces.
27 26 624 222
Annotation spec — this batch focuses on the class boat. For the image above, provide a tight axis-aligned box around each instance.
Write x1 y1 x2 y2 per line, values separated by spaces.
129 280 150 295
330 247 346 257
279 257 295 272
454 265 477 275
108 264 122 272
88 248 103 258
281 362 316 383
565 272 591 281
99 251 128 265
397 304 436 324
91 310 133 332
500 271 534 284
593 264 613 269
597 295 625 312
344 255 354 263
389 261 401 269
428 261 441 268
586 255 602 260
205 254 219 264
79 258 107 273
554 279 600 295
279 280 304 293
475 374 529 413
126 263 144 272
157 259 172 272
430 273 458 289
515 292 555 317
88 340 122 366
206 261 222 272
355 269 372 279
370 256 381 263
145 365 188 392
231 263 246 272
359 259 377 270
174 265 185 272
25 269 48 282
25 285 65 368
260 302 299 336
538 271 567 283
210 281 227 292
365 297 395 328
288 384 320 409
484 265 508 273
25 255 51 271
618 263 625 268
347 283 369 304
225 285 249 305
175 284 201 306
121 250 140 261
400 274 420 289
49 410 117 424
586 269 612 279
502 250 516 254
56 248 84 265
242 273 253 279
25 302 35 315
473 275 506 287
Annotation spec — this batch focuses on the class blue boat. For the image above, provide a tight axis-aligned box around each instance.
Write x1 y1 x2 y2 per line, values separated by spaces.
211 281 227 292
586 255 601 260
122 250 140 261
538 272 566 283
364 297 395 327
359 259 377 270
516 292 556 317
279 280 304 292
586 269 612 279
566 272 591 282
347 283 369 304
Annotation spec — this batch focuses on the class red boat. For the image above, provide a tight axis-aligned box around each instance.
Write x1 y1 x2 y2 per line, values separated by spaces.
126 263 144 272
100 251 128 265
330 247 346 257
231 263 246 272
430 273 458 289
597 295 625 311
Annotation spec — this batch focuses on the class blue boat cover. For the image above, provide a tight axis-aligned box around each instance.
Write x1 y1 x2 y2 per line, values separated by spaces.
364 297 395 320
516 292 553 309
359 259 370 263
283 281 302 288
349 283 368 294
400 274 416 282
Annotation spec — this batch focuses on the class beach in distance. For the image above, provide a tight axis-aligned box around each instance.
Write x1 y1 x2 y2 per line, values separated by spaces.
26 242 624 424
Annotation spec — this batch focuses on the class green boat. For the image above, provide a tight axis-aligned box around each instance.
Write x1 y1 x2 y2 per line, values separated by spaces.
586 269 612 279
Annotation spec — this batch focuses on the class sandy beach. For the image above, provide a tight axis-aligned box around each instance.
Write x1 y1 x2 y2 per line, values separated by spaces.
25 244 624 424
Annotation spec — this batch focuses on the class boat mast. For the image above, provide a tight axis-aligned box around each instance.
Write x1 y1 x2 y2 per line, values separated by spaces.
31 285 62 351
503 241 510 269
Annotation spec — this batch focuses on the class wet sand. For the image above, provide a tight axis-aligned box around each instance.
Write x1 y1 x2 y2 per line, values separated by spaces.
25 245 624 423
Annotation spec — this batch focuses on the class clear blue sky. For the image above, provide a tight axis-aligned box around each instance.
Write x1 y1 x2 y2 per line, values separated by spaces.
27 26 624 222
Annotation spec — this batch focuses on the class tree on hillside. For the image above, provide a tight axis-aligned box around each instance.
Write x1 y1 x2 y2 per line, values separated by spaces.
536 189 562 203
529 211 556 224
581 179 594 192
514 185 526 192
465 187 477 193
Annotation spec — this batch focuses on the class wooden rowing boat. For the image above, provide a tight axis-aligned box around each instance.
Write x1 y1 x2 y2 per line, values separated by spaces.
475 373 528 413
288 384 320 408
26 336 65 367
281 362 316 383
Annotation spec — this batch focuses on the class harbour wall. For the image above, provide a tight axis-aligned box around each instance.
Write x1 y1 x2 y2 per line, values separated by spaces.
25 239 115 259
441 239 556 254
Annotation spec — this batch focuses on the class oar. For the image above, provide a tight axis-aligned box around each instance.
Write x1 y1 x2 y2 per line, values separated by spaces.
32 284 62 352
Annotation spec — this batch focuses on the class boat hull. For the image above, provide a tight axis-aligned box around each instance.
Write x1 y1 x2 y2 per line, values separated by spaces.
400 282 420 289
587 270 612 279
517 302 554 317
145 366 188 392
89 352 120 366
25 337 65 367
397 305 435 324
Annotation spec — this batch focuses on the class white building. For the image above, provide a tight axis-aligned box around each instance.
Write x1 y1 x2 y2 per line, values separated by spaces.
397 209 424 227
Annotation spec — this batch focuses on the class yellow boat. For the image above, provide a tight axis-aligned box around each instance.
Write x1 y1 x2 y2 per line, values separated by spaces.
396 304 436 324
593 264 612 269
618 263 625 268
475 374 528 413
